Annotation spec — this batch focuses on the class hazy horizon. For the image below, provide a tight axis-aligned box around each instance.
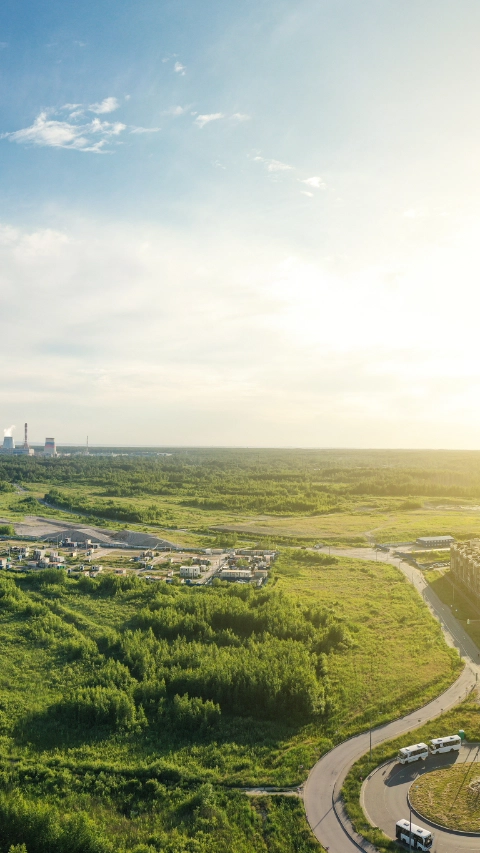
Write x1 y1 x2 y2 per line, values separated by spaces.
1 1 479 448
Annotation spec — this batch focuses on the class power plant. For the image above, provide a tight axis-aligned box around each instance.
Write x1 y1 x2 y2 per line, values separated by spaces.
0 423 40 456
44 437 57 457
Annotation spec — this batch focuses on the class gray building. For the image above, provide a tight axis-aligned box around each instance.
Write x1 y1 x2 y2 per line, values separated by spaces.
416 535 454 549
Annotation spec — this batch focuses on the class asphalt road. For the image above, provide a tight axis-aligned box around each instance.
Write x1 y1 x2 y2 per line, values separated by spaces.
303 549 480 853
363 745 480 852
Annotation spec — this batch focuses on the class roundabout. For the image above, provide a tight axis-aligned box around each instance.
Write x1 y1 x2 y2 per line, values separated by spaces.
362 744 480 851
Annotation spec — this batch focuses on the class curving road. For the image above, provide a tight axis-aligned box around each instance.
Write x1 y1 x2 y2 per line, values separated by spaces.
363 744 480 851
303 552 480 852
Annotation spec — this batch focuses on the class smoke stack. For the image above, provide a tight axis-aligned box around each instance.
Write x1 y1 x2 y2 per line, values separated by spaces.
23 423 29 451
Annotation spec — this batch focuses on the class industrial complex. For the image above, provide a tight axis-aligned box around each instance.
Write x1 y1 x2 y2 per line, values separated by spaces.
0 423 56 457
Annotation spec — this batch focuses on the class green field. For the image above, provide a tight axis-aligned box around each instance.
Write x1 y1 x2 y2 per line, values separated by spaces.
2 449 480 548
0 448 479 851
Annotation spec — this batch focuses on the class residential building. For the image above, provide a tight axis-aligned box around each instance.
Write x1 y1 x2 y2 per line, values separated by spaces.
180 565 201 579
451 540 480 601
219 568 253 582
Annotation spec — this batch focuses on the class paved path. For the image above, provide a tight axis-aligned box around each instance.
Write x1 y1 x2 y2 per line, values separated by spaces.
363 744 480 851
303 548 480 852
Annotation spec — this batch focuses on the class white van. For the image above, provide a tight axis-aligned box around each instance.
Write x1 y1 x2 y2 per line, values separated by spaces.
428 735 461 755
397 743 428 764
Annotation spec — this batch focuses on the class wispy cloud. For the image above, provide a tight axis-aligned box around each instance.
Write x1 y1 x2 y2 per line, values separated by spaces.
195 113 224 128
231 113 250 122
0 42 8 50
254 155 293 172
1 110 126 153
301 190 314 197
74 40 87 48
300 176 325 189
174 61 186 75
89 97 120 115
130 126 161 134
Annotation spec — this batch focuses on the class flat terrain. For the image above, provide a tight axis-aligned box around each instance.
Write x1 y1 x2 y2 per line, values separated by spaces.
1 448 480 851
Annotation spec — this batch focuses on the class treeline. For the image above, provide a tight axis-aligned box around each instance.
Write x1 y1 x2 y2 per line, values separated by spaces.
45 488 163 524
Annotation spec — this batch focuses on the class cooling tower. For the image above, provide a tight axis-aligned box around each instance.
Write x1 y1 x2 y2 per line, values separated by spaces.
44 437 56 457
3 436 14 451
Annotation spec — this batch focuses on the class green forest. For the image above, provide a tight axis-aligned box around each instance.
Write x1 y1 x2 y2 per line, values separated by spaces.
0 568 351 853
3 448 480 521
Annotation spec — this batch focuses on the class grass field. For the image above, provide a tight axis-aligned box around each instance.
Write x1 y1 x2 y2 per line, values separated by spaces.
275 552 461 735
15 481 480 549
410 764 480 831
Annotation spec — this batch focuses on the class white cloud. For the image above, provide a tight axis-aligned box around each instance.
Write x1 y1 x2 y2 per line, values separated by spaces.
163 105 187 117
195 113 224 128
130 126 161 134
74 40 87 48
231 113 251 122
174 61 186 75
253 155 293 172
301 191 314 197
89 97 120 114
300 176 325 189
1 111 126 153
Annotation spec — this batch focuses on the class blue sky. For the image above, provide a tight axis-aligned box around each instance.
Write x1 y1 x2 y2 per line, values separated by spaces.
2 0 480 446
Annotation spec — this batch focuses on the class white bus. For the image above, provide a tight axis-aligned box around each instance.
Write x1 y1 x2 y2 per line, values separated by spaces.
397 742 428 764
428 734 461 755
396 819 433 850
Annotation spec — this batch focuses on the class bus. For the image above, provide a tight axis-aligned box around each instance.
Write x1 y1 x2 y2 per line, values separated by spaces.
396 819 433 850
428 735 461 755
397 743 428 764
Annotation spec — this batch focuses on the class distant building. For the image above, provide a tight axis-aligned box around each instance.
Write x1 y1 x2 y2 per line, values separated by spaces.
180 565 201 579
416 536 454 549
451 540 480 602
44 437 57 457
34 548 47 560
220 569 253 582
